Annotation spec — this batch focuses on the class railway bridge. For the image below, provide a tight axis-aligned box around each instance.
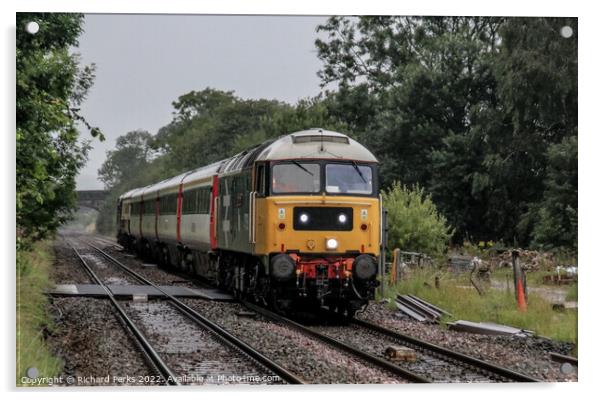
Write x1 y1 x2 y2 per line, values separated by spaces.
76 190 109 211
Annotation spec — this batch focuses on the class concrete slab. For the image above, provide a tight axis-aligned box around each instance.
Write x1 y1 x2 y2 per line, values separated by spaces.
448 320 533 336
47 284 234 301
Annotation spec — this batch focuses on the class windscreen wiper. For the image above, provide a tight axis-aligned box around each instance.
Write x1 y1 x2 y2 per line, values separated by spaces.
291 160 314 176
351 161 367 183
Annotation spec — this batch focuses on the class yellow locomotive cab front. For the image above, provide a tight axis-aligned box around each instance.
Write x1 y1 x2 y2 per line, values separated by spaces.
255 194 381 256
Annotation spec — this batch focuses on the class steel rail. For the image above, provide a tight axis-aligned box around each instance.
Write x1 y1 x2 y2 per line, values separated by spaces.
85 242 306 385
68 242 180 386
549 352 578 366
350 317 540 382
241 301 431 383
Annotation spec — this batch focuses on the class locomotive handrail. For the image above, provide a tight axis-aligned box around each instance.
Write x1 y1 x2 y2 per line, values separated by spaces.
248 191 256 244
249 192 257 244
378 193 383 246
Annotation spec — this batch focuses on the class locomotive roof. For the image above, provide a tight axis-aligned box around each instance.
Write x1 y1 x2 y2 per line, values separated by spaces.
119 129 377 201
254 129 378 163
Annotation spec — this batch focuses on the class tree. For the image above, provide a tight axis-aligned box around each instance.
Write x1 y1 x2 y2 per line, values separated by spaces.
316 16 577 248
16 13 102 248
98 130 155 189
531 135 578 250
95 88 347 234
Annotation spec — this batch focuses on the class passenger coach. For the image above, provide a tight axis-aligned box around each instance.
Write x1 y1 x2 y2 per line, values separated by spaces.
117 129 381 316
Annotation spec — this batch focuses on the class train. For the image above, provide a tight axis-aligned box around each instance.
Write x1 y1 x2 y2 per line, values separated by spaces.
116 128 382 316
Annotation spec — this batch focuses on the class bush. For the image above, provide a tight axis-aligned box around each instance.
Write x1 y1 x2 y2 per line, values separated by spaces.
382 182 453 256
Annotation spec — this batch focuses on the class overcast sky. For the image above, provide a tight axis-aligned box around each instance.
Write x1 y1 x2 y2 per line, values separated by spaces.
75 14 329 190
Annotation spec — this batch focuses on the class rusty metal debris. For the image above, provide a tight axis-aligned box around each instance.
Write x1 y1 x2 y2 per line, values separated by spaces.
494 249 555 271
384 345 417 362
447 320 534 337
394 294 451 323
448 255 474 272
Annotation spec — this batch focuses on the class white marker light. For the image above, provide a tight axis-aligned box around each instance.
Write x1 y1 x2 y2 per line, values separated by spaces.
560 26 573 38
26 21 39 34
300 213 309 223
338 214 347 223
326 238 338 250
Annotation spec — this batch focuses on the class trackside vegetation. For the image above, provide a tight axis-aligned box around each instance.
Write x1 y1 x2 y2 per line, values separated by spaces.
16 13 99 385
383 183 453 256
16 242 63 386
388 269 577 345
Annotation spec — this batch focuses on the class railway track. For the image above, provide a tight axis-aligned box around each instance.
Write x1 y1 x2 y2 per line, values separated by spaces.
241 301 430 383
68 241 180 386
346 317 540 382
67 238 305 385
240 303 540 383
72 234 540 384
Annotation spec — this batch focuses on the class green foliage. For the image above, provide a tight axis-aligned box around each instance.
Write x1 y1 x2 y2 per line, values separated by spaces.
96 88 347 234
382 182 452 256
531 135 578 250
565 284 578 302
316 16 577 250
16 13 101 249
17 243 63 385
95 17 577 252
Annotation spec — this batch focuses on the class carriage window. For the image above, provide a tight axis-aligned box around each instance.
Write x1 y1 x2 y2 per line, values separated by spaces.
272 163 320 194
325 163 373 195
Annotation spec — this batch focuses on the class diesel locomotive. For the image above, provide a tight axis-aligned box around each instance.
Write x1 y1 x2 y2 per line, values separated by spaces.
116 128 382 316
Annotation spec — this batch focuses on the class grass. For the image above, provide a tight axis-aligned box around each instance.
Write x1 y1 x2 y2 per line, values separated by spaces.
16 241 63 386
565 284 578 302
387 268 577 344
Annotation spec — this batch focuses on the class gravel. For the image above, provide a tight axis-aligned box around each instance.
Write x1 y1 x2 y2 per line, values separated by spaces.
47 297 155 386
51 237 93 284
182 299 407 384
311 323 499 382
124 300 279 385
356 302 578 382
51 232 575 384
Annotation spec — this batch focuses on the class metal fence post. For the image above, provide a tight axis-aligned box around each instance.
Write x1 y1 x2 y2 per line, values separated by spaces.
380 208 388 298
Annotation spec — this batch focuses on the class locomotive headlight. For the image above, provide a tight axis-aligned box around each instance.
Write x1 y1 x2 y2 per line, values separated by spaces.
326 238 338 250
299 213 309 223
338 213 347 224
